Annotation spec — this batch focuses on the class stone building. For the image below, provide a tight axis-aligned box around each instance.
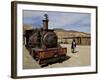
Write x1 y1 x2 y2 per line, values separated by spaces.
54 30 91 45
60 36 91 45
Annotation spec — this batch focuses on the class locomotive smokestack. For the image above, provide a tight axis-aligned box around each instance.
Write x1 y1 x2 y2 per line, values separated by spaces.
43 14 49 30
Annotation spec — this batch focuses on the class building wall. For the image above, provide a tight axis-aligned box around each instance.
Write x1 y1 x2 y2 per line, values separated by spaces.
58 37 91 45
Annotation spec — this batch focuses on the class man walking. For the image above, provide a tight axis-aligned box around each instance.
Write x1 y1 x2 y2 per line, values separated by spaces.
71 38 76 53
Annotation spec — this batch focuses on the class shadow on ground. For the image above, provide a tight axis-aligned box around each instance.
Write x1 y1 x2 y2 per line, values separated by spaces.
72 51 78 53
41 56 71 67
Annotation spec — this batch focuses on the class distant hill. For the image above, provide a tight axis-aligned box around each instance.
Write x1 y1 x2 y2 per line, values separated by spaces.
54 28 90 38
23 25 90 38
23 24 33 31
53 28 66 32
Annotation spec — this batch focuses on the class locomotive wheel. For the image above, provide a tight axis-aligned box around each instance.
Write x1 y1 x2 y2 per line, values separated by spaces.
36 59 40 64
54 53 58 57
35 57 39 61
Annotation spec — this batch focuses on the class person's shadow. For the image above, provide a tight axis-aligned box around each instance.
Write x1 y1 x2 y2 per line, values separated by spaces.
73 51 78 53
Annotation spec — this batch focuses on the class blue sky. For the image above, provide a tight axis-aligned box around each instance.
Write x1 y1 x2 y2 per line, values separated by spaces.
23 10 91 33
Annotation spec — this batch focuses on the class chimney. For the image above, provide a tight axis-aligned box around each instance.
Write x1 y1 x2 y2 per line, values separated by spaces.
43 14 49 30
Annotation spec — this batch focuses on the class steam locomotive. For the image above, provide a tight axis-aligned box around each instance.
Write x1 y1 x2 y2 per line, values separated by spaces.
24 14 67 66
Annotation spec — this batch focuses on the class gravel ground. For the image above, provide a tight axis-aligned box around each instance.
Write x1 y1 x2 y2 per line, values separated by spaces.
23 44 90 69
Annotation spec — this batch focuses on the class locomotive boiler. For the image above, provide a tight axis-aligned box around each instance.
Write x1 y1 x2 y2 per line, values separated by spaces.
24 14 67 66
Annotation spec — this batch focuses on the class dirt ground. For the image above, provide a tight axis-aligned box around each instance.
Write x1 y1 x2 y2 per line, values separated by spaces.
23 44 90 69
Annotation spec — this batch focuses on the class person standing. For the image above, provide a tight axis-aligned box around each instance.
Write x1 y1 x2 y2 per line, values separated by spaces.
71 38 76 53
